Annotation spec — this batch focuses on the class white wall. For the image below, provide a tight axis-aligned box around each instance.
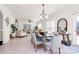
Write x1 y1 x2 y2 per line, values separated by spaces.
0 5 15 43
50 6 79 45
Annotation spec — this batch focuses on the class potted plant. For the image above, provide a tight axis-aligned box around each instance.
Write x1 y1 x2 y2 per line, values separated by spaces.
11 24 17 38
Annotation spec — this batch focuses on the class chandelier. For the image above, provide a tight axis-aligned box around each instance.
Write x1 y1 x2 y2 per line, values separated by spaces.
40 4 48 20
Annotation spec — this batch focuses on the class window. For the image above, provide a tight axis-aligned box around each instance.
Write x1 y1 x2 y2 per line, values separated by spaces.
24 24 31 30
38 23 42 29
46 20 55 34
76 16 79 45
76 17 79 34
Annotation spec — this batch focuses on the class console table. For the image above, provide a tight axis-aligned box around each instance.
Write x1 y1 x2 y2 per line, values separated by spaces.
59 32 71 46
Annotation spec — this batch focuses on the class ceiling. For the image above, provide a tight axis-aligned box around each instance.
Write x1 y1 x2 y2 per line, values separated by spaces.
4 4 76 22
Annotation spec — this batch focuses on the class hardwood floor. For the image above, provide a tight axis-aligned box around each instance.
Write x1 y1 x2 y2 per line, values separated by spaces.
0 34 48 54
0 34 79 54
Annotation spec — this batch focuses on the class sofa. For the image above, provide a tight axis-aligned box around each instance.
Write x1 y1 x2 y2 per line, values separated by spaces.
16 30 27 37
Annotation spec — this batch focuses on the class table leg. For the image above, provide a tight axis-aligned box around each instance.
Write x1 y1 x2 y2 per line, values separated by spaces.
59 47 61 54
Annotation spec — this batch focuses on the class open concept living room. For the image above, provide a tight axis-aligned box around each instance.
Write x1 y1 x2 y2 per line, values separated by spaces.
1 4 79 54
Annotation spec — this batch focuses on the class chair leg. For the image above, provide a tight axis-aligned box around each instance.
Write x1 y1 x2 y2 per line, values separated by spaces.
33 42 37 52
33 43 35 48
35 45 37 52
44 45 47 52
50 48 53 54
31 38 33 44
58 47 61 54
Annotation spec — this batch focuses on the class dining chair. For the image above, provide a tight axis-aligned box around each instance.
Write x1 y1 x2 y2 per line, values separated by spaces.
31 32 45 52
51 34 62 54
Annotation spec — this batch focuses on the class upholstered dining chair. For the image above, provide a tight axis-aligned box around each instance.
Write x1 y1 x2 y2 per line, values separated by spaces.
44 32 62 54
31 33 45 52
51 34 62 54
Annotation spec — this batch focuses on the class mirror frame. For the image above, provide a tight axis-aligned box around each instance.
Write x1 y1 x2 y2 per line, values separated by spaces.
57 18 68 32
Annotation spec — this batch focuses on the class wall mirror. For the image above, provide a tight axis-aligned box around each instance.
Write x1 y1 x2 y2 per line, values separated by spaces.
57 18 68 33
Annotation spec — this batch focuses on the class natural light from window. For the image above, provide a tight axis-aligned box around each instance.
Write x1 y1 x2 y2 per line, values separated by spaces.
46 20 55 34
